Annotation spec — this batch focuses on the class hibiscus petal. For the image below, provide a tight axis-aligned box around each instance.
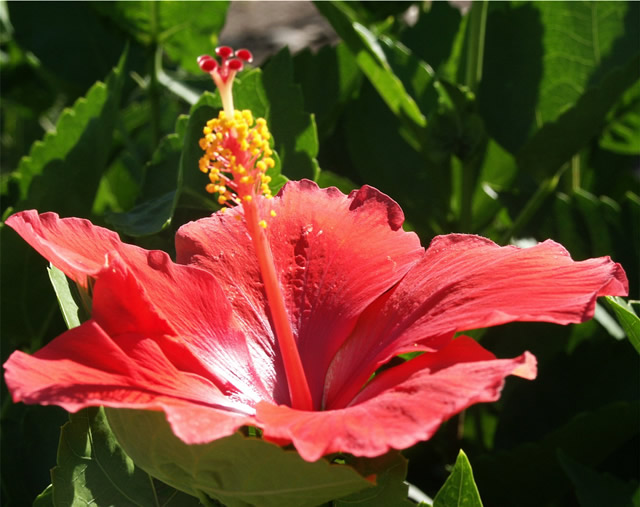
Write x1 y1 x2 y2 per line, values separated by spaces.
6 210 271 404
3 319 251 417
257 337 535 462
93 252 270 405
176 180 423 407
4 210 144 288
326 235 628 409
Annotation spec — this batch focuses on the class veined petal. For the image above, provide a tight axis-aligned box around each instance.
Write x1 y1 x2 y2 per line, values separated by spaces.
3 319 253 421
257 337 535 462
325 235 628 409
176 180 423 407
95 252 270 404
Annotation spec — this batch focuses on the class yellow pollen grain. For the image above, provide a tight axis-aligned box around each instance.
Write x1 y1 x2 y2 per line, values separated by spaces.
270 210 277 217
259 220 268 228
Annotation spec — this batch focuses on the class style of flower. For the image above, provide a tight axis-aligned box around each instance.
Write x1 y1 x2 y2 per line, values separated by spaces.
2 47 628 463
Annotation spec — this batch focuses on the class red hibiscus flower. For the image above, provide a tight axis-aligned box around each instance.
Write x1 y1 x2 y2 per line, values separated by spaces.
3 47 629 463
3 178 628 461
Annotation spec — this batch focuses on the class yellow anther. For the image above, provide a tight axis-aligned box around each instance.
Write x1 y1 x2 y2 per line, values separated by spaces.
199 108 276 207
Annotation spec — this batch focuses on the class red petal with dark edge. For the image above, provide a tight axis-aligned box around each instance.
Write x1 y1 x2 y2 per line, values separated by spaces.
176 180 424 407
257 337 536 462
325 235 628 409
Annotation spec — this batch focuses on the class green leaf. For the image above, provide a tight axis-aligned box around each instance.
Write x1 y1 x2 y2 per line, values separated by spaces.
32 484 53 507
107 191 178 237
10 49 128 216
433 450 483 507
262 48 319 180
400 1 465 82
106 132 183 237
558 450 639 507
51 407 201 507
479 2 640 154
606 297 640 354
517 53 640 181
293 43 362 141
334 452 412 506
600 80 640 155
315 1 427 130
47 264 89 330
315 170 358 195
106 408 373 507
94 1 229 74
534 2 639 124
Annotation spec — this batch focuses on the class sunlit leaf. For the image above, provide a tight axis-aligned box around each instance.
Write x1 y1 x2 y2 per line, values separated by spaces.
606 297 640 354
93 1 229 74
518 53 640 181
106 408 373 507
9 50 127 215
47 264 88 330
315 1 427 130
51 407 201 507
433 450 483 507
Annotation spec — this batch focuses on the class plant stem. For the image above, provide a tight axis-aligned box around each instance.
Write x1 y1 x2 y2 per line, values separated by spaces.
464 0 488 92
149 0 160 149
571 153 581 191
458 1 488 231
500 168 564 244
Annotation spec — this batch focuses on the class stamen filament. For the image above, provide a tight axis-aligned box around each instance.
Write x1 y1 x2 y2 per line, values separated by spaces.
243 201 314 411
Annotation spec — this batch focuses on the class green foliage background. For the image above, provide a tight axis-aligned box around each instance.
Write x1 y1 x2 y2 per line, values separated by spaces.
1 1 638 506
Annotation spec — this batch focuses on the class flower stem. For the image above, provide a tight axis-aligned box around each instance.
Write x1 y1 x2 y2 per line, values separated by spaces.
464 0 488 92
149 1 160 149
243 202 314 411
